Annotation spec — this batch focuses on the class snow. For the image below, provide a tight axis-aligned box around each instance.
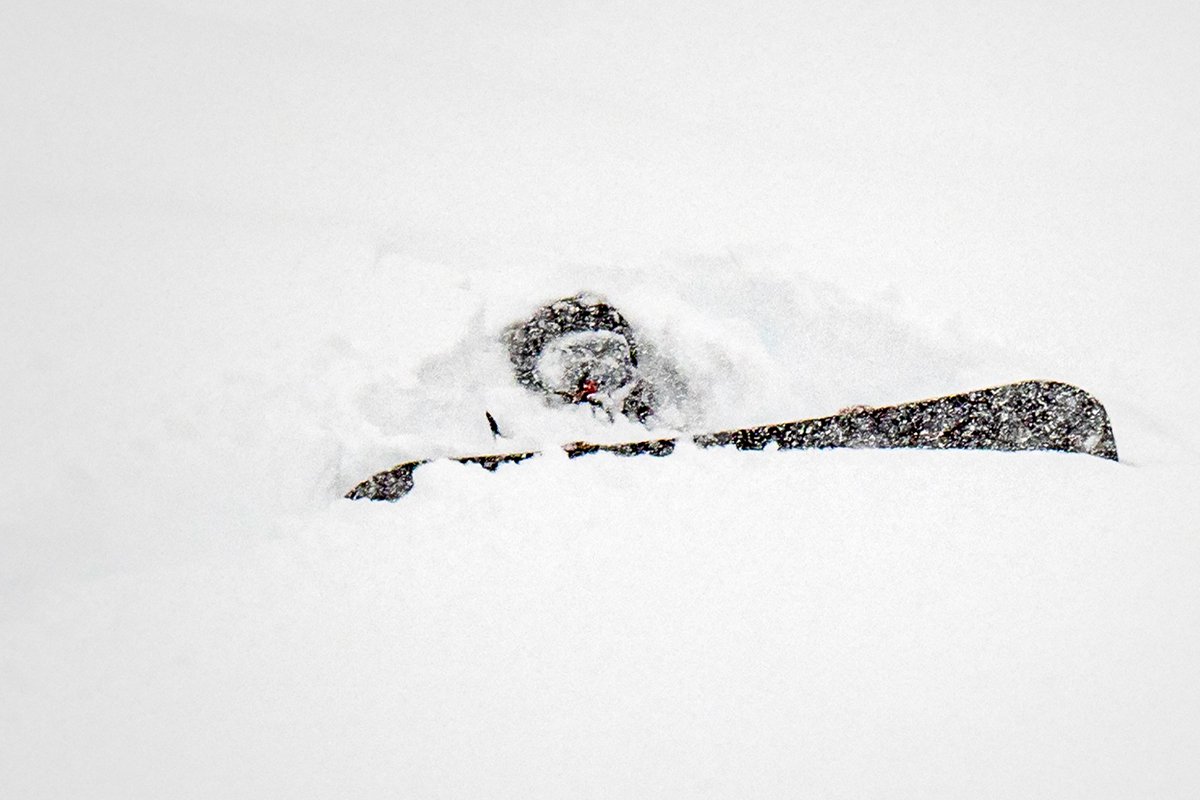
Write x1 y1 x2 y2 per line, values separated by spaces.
3 1 1199 797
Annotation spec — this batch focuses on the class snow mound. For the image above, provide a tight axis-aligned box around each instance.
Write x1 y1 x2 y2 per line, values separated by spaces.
5 230 1198 797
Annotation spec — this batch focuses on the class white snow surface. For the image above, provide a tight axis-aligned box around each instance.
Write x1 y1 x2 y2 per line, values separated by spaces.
3 2 1199 798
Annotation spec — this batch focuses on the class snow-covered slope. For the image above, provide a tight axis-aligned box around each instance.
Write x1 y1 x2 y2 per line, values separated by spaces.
3 1 1198 797
4 211 1197 798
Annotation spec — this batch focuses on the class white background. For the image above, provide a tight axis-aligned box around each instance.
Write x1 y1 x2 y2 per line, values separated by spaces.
3 1 1198 797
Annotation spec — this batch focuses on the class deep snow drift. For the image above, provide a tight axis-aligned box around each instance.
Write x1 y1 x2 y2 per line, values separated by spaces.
4 230 1198 798
4 1 1199 797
